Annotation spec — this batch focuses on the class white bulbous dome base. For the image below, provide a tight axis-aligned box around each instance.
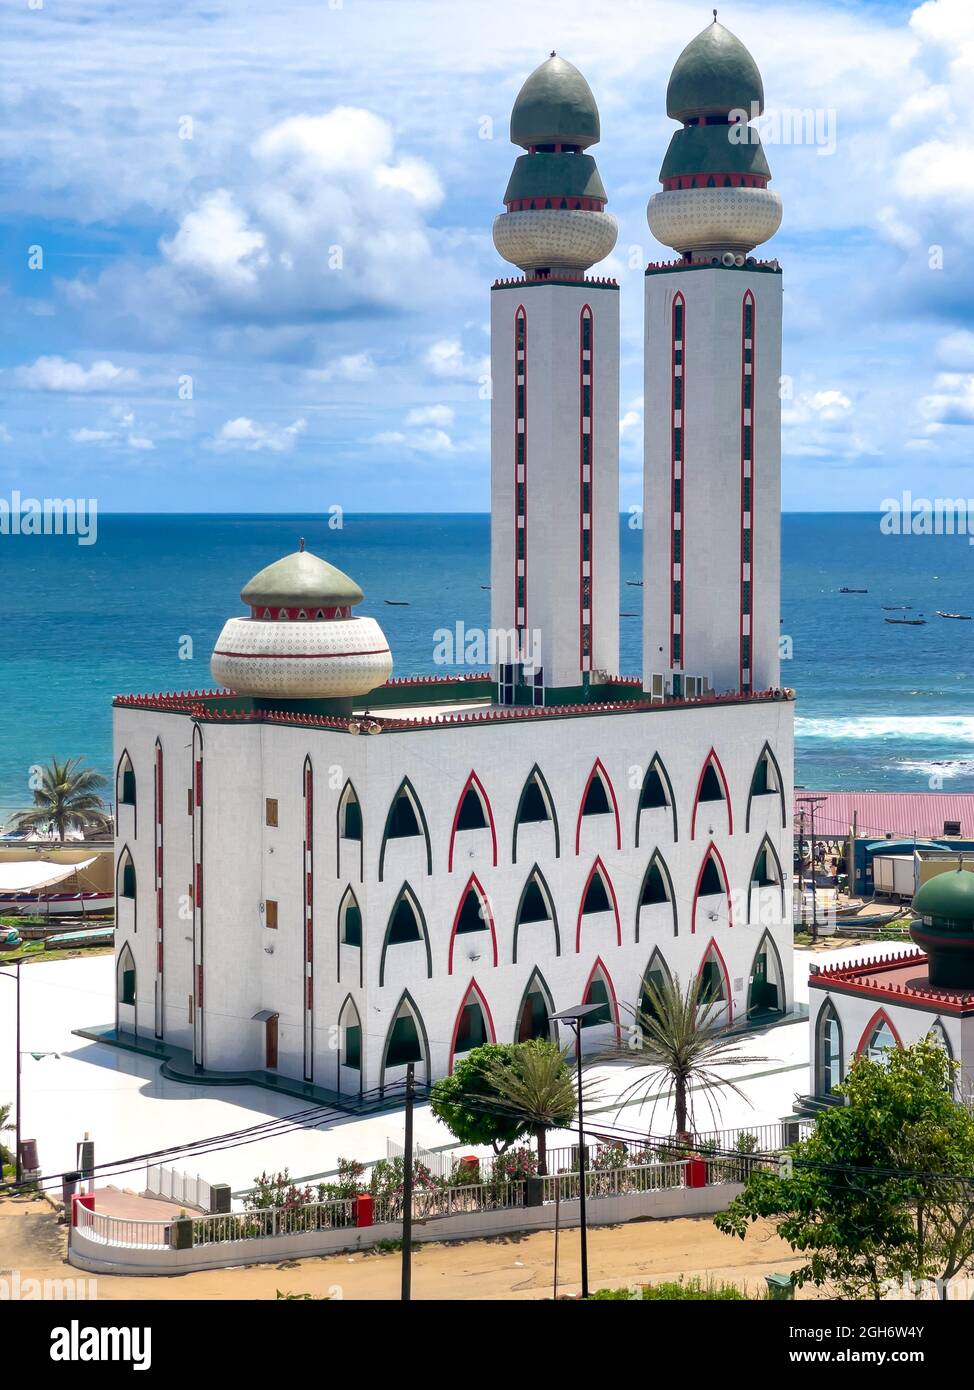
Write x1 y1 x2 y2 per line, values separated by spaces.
211 616 393 699
493 208 618 273
647 186 781 256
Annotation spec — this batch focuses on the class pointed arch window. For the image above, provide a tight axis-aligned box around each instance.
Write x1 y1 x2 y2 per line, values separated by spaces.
117 751 136 807
339 886 362 947
449 875 498 973
383 993 428 1080
697 940 731 1021
513 764 560 862
639 948 672 1023
745 742 787 832
449 979 496 1068
691 749 732 838
516 970 556 1043
118 847 136 900
339 784 362 840
512 866 560 963
338 995 362 1072
699 851 724 898
636 850 678 939
635 755 678 845
456 786 487 831
379 884 432 986
576 858 621 951
815 999 843 1097
448 771 497 871
117 942 136 1006
747 931 785 1018
379 778 432 880
580 957 620 1036
575 758 621 853
858 1010 901 1060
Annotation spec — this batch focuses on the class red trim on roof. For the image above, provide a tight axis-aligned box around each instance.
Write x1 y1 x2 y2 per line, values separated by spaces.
810 949 974 1015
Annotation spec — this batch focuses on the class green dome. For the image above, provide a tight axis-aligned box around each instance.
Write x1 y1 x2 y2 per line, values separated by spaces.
659 124 771 181
913 869 974 924
511 54 600 150
503 152 607 203
666 20 764 123
241 543 363 609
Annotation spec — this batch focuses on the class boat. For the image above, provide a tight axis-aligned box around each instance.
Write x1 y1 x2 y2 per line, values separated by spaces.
625 579 643 587
883 605 912 611
838 587 868 593
480 585 491 590
383 599 410 606
620 611 638 617
936 611 972 620
885 616 926 625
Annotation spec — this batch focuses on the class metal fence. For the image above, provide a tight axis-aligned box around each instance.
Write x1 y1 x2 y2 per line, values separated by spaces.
192 1197 357 1246
76 1206 171 1249
541 1160 688 1203
372 1179 525 1224
145 1164 212 1212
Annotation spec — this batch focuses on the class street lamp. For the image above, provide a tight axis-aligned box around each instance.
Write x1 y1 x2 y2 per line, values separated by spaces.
0 963 22 1186
551 1001 603 1300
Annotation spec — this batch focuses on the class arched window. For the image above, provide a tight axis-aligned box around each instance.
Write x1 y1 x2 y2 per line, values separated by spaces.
379 778 432 881
575 857 621 951
381 991 430 1091
696 939 732 1023
116 751 136 808
448 771 497 871
337 887 362 990
927 1018 955 1094
745 742 787 832
635 755 678 845
691 749 732 838
748 836 785 919
379 884 431 986
117 942 136 1006
576 759 621 853
857 1009 902 1060
516 969 556 1043
512 866 560 962
747 931 785 1018
336 779 363 881
636 850 678 939
512 764 560 862
638 948 672 1024
815 1000 843 1097
692 842 731 934
448 874 498 973
338 995 362 1081
117 846 136 900
580 957 620 1039
449 979 496 1069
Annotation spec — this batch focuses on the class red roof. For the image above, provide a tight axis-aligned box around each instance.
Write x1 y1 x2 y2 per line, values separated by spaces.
812 949 974 1015
794 791 974 842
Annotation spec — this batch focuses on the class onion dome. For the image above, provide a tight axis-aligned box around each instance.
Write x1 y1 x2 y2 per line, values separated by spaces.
647 18 781 261
911 867 974 989
494 52 617 277
210 540 393 700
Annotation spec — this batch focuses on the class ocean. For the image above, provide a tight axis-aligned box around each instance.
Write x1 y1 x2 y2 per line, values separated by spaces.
0 511 971 821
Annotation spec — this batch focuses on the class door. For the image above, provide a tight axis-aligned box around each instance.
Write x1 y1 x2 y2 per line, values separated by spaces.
265 1015 278 1070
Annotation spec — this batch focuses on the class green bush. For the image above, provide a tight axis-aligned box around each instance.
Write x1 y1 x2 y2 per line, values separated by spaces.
589 1276 754 1300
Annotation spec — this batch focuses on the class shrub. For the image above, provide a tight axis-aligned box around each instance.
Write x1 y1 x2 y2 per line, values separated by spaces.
588 1276 753 1300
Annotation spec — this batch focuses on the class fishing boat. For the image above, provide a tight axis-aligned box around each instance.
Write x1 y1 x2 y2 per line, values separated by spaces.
383 599 410 606
625 578 643 587
885 616 926 625
936 611 972 620
839 586 868 593
883 605 912 611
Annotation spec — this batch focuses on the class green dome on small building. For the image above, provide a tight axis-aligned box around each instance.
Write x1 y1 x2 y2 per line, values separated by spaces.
913 869 974 926
241 542 364 609
511 54 600 150
666 19 765 123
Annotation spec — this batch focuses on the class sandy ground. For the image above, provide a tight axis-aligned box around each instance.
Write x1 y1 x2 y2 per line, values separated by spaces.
0 1193 805 1301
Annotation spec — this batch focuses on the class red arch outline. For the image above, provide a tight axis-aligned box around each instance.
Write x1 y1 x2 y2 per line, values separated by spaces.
447 770 498 872
448 977 498 1072
690 747 733 839
448 872 498 974
691 840 733 935
696 936 734 1025
575 757 622 854
855 1007 904 1058
575 855 622 952
581 955 622 1041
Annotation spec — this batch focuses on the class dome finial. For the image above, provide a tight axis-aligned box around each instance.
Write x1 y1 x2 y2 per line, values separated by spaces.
299 536 305 552
713 8 717 20
550 48 556 56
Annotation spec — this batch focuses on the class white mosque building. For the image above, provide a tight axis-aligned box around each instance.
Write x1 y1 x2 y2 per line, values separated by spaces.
106 20 795 1101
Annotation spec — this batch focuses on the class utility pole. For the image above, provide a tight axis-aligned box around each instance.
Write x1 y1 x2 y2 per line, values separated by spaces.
1 964 22 1187
797 796 828 941
400 1062 415 1302
797 810 806 926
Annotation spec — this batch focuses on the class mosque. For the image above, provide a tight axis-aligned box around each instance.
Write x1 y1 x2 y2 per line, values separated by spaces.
108 19 795 1098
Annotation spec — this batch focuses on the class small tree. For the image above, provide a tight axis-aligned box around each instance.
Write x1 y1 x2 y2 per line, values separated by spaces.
430 1044 524 1152
614 975 766 1137
481 1040 577 1175
715 1040 974 1299
0 1101 13 1170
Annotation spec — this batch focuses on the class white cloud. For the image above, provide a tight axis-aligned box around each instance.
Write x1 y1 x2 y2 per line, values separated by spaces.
161 188 268 291
70 428 114 443
212 416 307 452
424 339 489 383
920 374 974 425
405 404 454 428
305 352 376 384
937 330 974 370
782 389 853 426
16 356 139 393
619 409 640 436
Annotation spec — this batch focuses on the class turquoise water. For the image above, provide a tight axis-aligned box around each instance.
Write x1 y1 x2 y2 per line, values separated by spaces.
0 512 971 819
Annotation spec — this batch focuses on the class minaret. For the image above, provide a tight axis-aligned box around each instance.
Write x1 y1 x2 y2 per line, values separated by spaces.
643 18 782 699
491 54 619 703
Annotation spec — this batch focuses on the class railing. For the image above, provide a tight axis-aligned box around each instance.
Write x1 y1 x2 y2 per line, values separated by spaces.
145 1164 212 1212
372 1180 525 1224
541 1161 687 1203
192 1197 356 1246
692 1120 812 1153
705 1154 779 1185
76 1206 171 1249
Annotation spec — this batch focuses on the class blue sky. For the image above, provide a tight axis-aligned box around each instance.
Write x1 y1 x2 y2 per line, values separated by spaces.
1 0 972 512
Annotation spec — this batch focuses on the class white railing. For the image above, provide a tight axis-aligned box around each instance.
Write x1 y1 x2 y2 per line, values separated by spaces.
145 1164 212 1212
191 1197 357 1246
76 1206 172 1249
371 1179 525 1225
541 1160 687 1203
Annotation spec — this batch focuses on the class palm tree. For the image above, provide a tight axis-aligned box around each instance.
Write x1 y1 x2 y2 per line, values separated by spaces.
482 1039 581 1175
615 974 766 1140
9 757 111 842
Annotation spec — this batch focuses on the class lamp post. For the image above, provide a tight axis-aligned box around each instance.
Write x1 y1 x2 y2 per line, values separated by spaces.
0 963 21 1186
551 1002 603 1300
